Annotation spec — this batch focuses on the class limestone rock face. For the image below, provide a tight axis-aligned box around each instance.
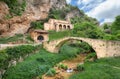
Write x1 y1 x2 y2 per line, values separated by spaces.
0 2 9 20
0 0 73 37
0 0 51 37
50 0 66 10
65 9 84 22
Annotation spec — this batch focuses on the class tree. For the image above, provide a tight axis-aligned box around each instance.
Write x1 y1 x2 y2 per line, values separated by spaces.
73 22 104 39
111 15 120 34
103 24 109 30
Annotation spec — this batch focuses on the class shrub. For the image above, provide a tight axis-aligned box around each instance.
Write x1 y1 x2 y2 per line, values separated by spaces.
0 45 40 70
0 50 9 69
86 52 97 60
2 0 26 16
76 64 84 71
57 63 68 70
46 68 56 77
31 21 44 29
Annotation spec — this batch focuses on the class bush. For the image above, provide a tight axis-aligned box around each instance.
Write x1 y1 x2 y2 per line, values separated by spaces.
0 45 40 70
57 63 68 70
0 50 8 69
76 64 84 71
46 68 56 77
49 30 72 41
2 0 26 16
0 34 24 44
31 21 44 29
85 52 97 62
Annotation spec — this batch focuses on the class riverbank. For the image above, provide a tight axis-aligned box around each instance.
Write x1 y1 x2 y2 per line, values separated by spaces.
43 54 87 79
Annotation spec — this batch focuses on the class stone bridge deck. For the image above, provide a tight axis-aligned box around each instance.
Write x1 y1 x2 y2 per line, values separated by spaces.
0 37 120 59
43 37 120 58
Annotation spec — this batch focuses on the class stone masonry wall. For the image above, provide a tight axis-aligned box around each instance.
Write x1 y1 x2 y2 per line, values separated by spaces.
43 37 120 59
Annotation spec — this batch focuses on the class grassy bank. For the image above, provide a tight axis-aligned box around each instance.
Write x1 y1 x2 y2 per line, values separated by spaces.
49 30 73 41
0 45 41 72
0 34 33 44
3 44 79 79
69 57 120 79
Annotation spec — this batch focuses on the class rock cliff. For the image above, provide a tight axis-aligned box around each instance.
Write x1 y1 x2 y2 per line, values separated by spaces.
0 0 66 37
0 0 98 37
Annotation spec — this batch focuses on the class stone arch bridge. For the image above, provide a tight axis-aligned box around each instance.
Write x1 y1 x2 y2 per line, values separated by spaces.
43 37 120 58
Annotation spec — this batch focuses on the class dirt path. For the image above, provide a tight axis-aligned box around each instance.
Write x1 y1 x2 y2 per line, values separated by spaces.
43 54 86 79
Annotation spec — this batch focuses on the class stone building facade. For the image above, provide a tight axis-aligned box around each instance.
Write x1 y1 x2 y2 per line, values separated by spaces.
30 30 49 43
44 19 74 31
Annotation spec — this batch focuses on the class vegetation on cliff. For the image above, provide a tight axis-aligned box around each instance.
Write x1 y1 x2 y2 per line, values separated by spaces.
1 0 26 17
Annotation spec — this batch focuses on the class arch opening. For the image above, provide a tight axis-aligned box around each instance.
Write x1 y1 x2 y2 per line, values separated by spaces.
54 38 97 59
63 25 66 29
59 24 62 30
67 25 70 29
37 35 44 42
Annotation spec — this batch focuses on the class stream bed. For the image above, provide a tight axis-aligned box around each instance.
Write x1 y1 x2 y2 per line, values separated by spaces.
43 53 87 79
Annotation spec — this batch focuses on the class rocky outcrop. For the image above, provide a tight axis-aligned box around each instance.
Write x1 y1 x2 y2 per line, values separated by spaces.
0 0 98 37
0 2 9 20
65 9 84 21
0 0 67 37
50 0 66 10
0 0 52 37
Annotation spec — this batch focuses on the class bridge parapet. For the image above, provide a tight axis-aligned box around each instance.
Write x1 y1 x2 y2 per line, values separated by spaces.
43 37 120 58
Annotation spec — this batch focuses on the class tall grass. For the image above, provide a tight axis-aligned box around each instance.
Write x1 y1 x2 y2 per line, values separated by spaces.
0 45 41 72
0 34 33 44
69 57 120 79
49 30 73 41
3 44 79 79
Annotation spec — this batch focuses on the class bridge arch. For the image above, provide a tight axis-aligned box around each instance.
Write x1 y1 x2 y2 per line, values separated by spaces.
44 37 101 58
43 37 120 58
53 37 97 55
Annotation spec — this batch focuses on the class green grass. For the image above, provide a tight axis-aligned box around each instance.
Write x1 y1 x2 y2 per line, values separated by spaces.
0 34 24 43
0 34 33 44
49 30 73 41
3 44 79 79
0 45 41 70
69 57 120 79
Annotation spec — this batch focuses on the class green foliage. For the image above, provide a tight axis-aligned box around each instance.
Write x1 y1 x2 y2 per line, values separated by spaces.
0 34 34 44
71 15 98 25
70 57 120 79
49 5 84 20
2 0 26 16
73 22 104 39
60 44 79 58
102 15 120 41
103 24 109 30
26 34 34 42
111 15 120 34
76 64 84 71
0 45 40 69
69 42 93 53
3 44 80 79
86 52 97 59
46 68 56 77
49 30 72 41
103 34 118 40
57 63 68 70
31 21 45 29
49 9 65 20
0 50 8 69
0 34 23 43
